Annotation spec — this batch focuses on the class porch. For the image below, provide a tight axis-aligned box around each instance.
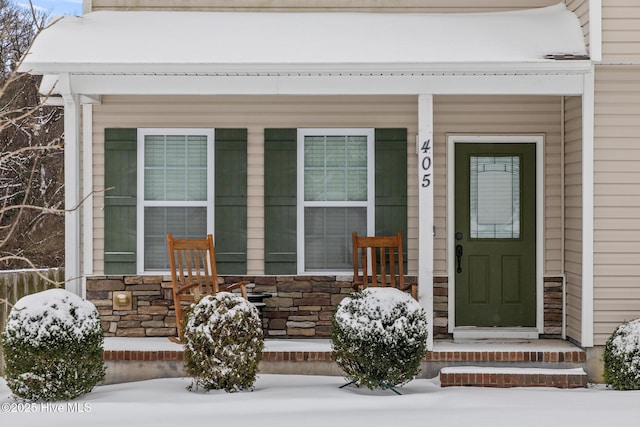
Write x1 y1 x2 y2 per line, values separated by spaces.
102 337 588 388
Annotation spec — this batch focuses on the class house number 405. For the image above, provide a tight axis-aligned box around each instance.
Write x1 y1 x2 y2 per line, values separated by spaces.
420 139 432 188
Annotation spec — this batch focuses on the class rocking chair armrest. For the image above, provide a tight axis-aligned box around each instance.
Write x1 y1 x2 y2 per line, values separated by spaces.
221 281 249 298
175 282 201 295
403 281 418 300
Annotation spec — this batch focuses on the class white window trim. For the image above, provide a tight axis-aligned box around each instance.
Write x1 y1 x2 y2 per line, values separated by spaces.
296 128 375 274
136 128 215 273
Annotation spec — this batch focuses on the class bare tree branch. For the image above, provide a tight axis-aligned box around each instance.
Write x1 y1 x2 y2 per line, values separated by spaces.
0 1 65 269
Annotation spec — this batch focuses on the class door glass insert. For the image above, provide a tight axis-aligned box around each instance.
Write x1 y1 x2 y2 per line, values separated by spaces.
470 156 520 239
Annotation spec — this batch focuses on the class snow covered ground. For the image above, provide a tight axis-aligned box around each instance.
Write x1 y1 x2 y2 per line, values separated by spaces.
2 374 639 427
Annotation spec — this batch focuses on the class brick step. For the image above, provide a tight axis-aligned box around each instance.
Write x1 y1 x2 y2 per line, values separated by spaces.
439 366 588 389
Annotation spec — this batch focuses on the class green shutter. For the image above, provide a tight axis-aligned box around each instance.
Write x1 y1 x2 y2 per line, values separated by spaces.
104 128 137 274
215 129 248 274
375 129 408 251
264 129 297 274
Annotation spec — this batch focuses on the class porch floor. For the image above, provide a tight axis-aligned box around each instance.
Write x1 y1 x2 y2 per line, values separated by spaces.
103 336 582 354
102 337 588 388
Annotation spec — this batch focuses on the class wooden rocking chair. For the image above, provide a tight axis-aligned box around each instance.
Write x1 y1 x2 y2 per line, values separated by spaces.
352 231 418 300
166 234 248 343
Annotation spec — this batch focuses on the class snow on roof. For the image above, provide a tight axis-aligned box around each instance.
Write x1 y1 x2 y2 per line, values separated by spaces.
20 3 587 75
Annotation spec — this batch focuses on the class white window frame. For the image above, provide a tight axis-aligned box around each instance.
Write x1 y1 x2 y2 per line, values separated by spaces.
136 128 215 273
296 128 375 274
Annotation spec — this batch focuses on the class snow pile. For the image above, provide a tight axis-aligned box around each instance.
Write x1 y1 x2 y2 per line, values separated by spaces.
1 288 105 401
332 287 428 390
183 292 264 393
21 4 588 75
5 288 100 344
603 318 640 390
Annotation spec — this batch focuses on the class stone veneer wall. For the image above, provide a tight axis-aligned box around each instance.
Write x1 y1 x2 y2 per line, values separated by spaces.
86 275 563 338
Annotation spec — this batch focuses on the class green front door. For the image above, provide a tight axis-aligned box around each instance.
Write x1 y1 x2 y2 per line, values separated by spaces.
454 143 536 327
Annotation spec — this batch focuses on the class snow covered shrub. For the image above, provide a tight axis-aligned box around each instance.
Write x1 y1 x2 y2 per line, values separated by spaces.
332 287 428 390
603 318 640 390
1 288 106 401
183 292 264 393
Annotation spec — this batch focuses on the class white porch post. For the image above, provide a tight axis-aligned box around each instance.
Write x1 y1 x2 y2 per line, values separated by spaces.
60 74 82 296
82 104 94 277
581 68 595 348
418 94 434 350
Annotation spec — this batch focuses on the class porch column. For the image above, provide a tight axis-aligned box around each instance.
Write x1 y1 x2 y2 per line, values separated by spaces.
60 74 82 296
418 94 434 350
581 68 595 348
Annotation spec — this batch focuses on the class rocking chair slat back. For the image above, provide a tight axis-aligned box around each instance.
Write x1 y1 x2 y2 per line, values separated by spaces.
352 231 418 300
167 234 248 342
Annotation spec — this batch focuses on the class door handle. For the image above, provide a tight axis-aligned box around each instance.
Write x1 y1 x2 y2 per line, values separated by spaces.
455 244 463 273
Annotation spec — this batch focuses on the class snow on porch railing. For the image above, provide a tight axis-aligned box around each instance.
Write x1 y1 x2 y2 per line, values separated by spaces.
0 268 64 375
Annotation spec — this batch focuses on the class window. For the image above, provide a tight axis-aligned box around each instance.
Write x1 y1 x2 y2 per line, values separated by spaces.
470 155 521 239
137 129 214 271
297 129 374 273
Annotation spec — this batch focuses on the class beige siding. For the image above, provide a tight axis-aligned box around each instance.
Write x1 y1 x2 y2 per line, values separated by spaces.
91 95 419 275
432 95 563 276
91 95 563 279
564 95 582 343
592 66 640 345
88 0 559 13
565 0 589 51
602 0 640 62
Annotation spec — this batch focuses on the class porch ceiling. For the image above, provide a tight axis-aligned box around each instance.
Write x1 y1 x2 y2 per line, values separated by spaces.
21 4 589 84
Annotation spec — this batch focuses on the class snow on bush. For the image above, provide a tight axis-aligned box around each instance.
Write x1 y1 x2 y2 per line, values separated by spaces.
331 287 428 390
603 318 640 390
1 288 105 401
183 292 264 393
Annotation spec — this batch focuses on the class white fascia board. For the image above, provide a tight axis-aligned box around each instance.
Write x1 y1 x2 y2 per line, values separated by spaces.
23 60 592 76
66 73 588 96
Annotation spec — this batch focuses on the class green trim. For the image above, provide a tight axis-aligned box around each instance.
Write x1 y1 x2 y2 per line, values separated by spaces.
264 129 297 274
375 128 408 251
104 128 137 274
215 129 248 274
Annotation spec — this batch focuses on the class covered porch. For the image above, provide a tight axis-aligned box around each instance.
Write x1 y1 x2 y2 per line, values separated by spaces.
21 5 595 360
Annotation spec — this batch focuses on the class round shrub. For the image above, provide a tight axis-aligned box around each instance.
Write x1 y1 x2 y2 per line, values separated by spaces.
1 288 106 401
183 292 264 393
603 318 640 390
332 287 428 390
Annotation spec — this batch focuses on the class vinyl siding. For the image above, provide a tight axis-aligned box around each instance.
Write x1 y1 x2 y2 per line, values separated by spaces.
89 0 559 13
433 95 563 276
565 0 589 52
91 95 419 275
592 66 640 345
564 95 582 343
602 0 640 62
91 95 563 279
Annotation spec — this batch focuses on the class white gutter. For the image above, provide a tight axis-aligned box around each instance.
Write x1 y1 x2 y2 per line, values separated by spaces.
57 73 589 98
22 60 594 77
